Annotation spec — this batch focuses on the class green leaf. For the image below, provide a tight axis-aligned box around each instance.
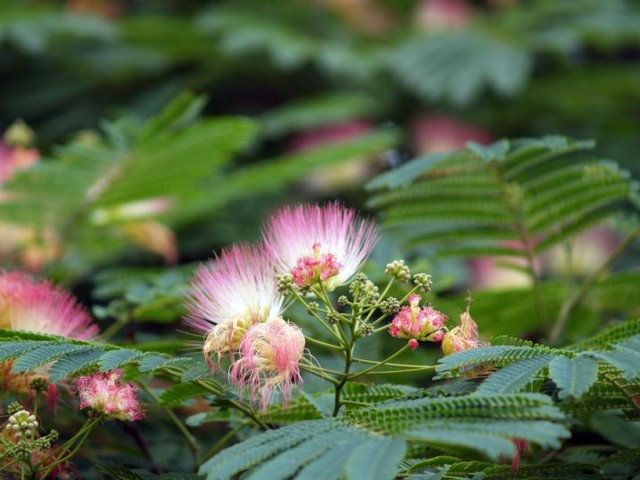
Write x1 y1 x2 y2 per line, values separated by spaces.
344 437 407 480
11 344 93 373
476 354 555 394
48 349 106 381
98 349 145 371
549 355 599 400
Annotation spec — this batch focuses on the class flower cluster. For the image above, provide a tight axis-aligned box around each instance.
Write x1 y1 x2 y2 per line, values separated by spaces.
75 370 144 422
389 294 447 350
186 203 378 408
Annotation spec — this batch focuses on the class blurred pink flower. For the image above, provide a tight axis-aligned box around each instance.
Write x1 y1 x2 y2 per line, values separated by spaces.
230 317 305 409
414 0 472 31
411 115 491 156
287 120 377 193
75 370 144 421
389 294 447 349
545 227 618 278
185 244 284 367
0 271 98 340
263 203 378 291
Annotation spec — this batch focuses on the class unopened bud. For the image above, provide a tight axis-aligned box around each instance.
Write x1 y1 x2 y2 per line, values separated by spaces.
277 274 294 293
385 260 411 282
413 273 433 292
325 312 340 325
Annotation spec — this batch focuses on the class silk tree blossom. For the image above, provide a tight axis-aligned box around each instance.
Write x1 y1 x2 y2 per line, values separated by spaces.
441 303 482 356
230 317 305 409
388 294 447 350
185 244 284 367
0 271 98 340
75 370 144 421
263 203 379 291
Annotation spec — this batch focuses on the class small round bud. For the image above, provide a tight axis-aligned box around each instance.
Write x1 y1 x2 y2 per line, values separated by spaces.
325 311 340 325
361 323 374 336
277 274 294 293
337 295 349 306
25 429 32 437
362 281 379 301
12 424 20 431
381 297 401 315
29 377 49 393
20 422 27 429
306 302 319 315
413 273 433 292
385 260 411 282
27 415 36 423
7 402 22 415
9 416 16 424
32 421 39 428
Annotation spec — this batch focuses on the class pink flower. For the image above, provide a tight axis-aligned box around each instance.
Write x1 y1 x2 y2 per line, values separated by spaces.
185 244 283 367
389 294 447 349
263 203 378 291
0 272 98 340
414 0 472 31
230 317 305 409
411 115 491 156
75 370 144 421
442 303 482 356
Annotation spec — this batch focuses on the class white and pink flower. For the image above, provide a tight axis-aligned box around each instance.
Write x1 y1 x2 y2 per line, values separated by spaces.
230 317 305 409
0 271 98 340
263 203 378 291
389 294 447 349
185 244 284 366
75 370 144 421
442 303 482 356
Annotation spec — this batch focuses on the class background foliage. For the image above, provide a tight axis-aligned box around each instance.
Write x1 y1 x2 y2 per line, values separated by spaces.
1 0 640 478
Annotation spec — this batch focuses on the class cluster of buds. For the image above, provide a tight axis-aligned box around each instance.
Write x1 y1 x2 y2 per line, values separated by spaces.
385 260 411 282
4 409 38 441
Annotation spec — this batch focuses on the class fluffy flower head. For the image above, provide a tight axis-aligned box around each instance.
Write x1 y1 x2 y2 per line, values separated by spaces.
0 271 98 340
230 317 305 409
263 203 378 291
75 370 144 421
442 303 482 356
389 294 447 349
185 244 283 365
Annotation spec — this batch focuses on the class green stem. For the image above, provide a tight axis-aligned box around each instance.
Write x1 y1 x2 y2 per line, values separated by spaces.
192 380 269 431
141 384 199 462
99 315 129 342
35 416 101 474
290 288 344 345
198 424 245 466
348 345 410 380
600 371 640 415
304 335 342 351
299 362 340 385
549 226 640 344
360 366 437 375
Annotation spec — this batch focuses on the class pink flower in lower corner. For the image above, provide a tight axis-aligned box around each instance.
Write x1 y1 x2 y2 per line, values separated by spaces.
263 203 379 291
0 271 98 340
75 370 144 421
389 294 447 349
230 317 305 409
184 244 284 368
